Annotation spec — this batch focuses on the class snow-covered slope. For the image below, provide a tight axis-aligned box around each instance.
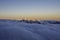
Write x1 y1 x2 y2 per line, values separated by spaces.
40 20 60 24
0 19 60 40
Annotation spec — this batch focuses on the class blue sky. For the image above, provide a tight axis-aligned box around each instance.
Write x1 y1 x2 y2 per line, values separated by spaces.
0 0 60 20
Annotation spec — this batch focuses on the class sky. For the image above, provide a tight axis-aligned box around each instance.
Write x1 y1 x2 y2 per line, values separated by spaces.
0 0 60 20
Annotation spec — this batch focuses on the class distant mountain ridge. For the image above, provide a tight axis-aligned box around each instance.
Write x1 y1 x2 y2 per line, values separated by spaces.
0 19 60 24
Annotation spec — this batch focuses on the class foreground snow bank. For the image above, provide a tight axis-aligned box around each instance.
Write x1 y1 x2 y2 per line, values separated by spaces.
0 19 60 40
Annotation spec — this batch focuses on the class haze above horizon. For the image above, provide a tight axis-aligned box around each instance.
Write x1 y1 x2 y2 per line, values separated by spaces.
0 0 60 20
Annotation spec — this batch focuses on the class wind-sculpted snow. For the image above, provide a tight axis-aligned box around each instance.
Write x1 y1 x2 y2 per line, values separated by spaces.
0 19 60 40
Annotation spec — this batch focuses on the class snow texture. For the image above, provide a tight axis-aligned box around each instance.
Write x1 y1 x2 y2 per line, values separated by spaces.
0 19 60 40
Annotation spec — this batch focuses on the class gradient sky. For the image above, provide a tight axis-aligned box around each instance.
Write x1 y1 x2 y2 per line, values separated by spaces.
0 0 60 20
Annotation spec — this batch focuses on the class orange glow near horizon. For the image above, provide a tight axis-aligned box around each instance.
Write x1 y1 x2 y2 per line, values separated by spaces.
0 15 60 20
0 0 60 20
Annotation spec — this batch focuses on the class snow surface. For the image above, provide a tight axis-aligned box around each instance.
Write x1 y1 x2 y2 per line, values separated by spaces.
0 19 60 40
